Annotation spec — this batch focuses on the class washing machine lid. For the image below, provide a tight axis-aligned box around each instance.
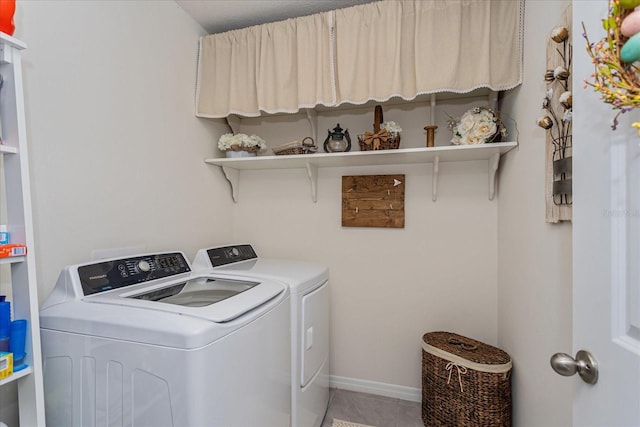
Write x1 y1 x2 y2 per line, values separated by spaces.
90 273 284 323
193 245 329 293
40 252 288 348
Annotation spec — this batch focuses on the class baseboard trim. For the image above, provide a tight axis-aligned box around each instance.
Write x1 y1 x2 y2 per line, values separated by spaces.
329 375 421 403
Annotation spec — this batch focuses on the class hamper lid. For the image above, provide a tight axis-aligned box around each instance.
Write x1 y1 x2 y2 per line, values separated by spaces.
422 331 512 373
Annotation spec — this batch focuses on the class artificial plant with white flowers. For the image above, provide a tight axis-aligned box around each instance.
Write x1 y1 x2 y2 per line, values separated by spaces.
380 121 402 133
448 106 506 145
217 133 267 153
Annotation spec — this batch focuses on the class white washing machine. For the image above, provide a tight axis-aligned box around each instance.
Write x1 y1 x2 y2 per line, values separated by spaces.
193 244 330 427
40 251 291 427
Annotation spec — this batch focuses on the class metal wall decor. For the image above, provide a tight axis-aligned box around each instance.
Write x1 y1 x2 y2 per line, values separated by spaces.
538 5 573 223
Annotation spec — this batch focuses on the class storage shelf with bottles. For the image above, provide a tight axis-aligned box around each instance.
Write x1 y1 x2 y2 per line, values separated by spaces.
0 32 46 426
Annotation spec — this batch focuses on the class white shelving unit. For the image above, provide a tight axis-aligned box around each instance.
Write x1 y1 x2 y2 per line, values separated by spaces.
205 141 517 202
0 33 46 425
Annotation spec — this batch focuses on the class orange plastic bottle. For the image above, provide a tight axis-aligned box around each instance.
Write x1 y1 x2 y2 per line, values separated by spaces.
0 0 15 36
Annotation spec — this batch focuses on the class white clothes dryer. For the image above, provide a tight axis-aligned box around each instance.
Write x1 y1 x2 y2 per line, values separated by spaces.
40 251 291 427
193 244 330 427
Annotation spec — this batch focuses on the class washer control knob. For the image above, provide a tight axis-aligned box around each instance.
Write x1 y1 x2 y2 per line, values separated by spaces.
231 247 240 257
137 260 151 272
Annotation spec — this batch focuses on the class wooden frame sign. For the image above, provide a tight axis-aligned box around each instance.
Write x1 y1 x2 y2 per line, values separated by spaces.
342 174 405 228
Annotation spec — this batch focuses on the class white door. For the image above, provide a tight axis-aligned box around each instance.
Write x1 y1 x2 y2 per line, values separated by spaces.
571 2 640 425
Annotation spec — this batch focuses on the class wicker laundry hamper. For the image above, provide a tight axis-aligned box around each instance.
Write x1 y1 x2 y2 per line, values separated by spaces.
422 332 512 427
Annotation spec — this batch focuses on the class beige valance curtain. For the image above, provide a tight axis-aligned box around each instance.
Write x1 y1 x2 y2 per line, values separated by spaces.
195 0 523 118
333 0 523 105
196 12 334 118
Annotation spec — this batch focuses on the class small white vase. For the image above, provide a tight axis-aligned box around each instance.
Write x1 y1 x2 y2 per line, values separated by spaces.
226 150 257 158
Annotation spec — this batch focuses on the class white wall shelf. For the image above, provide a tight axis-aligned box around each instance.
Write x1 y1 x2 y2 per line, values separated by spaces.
0 366 32 386
0 33 46 426
0 256 25 265
205 141 517 202
0 144 17 154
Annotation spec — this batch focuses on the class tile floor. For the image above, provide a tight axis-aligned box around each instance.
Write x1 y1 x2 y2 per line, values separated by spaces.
321 388 424 427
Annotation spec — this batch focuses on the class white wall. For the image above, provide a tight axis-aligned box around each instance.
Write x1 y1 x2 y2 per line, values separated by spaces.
0 3 231 424
0 2 229 425
13 0 231 302
232 99 500 391
499 1 573 426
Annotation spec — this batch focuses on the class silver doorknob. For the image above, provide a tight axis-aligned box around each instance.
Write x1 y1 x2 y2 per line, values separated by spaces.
550 350 598 384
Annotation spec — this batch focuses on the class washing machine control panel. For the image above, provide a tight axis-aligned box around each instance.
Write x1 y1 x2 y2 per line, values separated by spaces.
206 245 257 267
78 252 191 296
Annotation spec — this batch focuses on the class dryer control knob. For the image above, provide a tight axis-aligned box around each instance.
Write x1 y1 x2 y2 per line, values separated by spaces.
137 260 151 272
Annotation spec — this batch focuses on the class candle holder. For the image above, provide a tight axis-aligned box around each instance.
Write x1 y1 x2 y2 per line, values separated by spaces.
424 125 437 147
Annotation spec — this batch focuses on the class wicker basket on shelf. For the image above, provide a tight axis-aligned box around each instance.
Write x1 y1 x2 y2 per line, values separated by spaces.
357 105 401 151
272 137 317 155
422 331 512 427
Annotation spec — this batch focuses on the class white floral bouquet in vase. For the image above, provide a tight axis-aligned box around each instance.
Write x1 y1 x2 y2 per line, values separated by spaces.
448 106 507 145
218 133 267 157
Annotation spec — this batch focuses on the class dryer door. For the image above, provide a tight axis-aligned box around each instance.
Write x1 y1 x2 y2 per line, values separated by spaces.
301 281 329 387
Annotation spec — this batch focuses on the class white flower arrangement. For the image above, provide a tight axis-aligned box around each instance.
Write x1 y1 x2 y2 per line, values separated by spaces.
380 121 402 133
217 133 267 153
448 106 506 145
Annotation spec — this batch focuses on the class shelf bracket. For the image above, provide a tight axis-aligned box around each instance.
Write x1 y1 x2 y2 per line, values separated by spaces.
226 114 241 134
432 155 440 202
429 93 437 125
305 109 318 146
305 162 318 203
488 152 500 201
488 90 499 111
221 166 240 203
